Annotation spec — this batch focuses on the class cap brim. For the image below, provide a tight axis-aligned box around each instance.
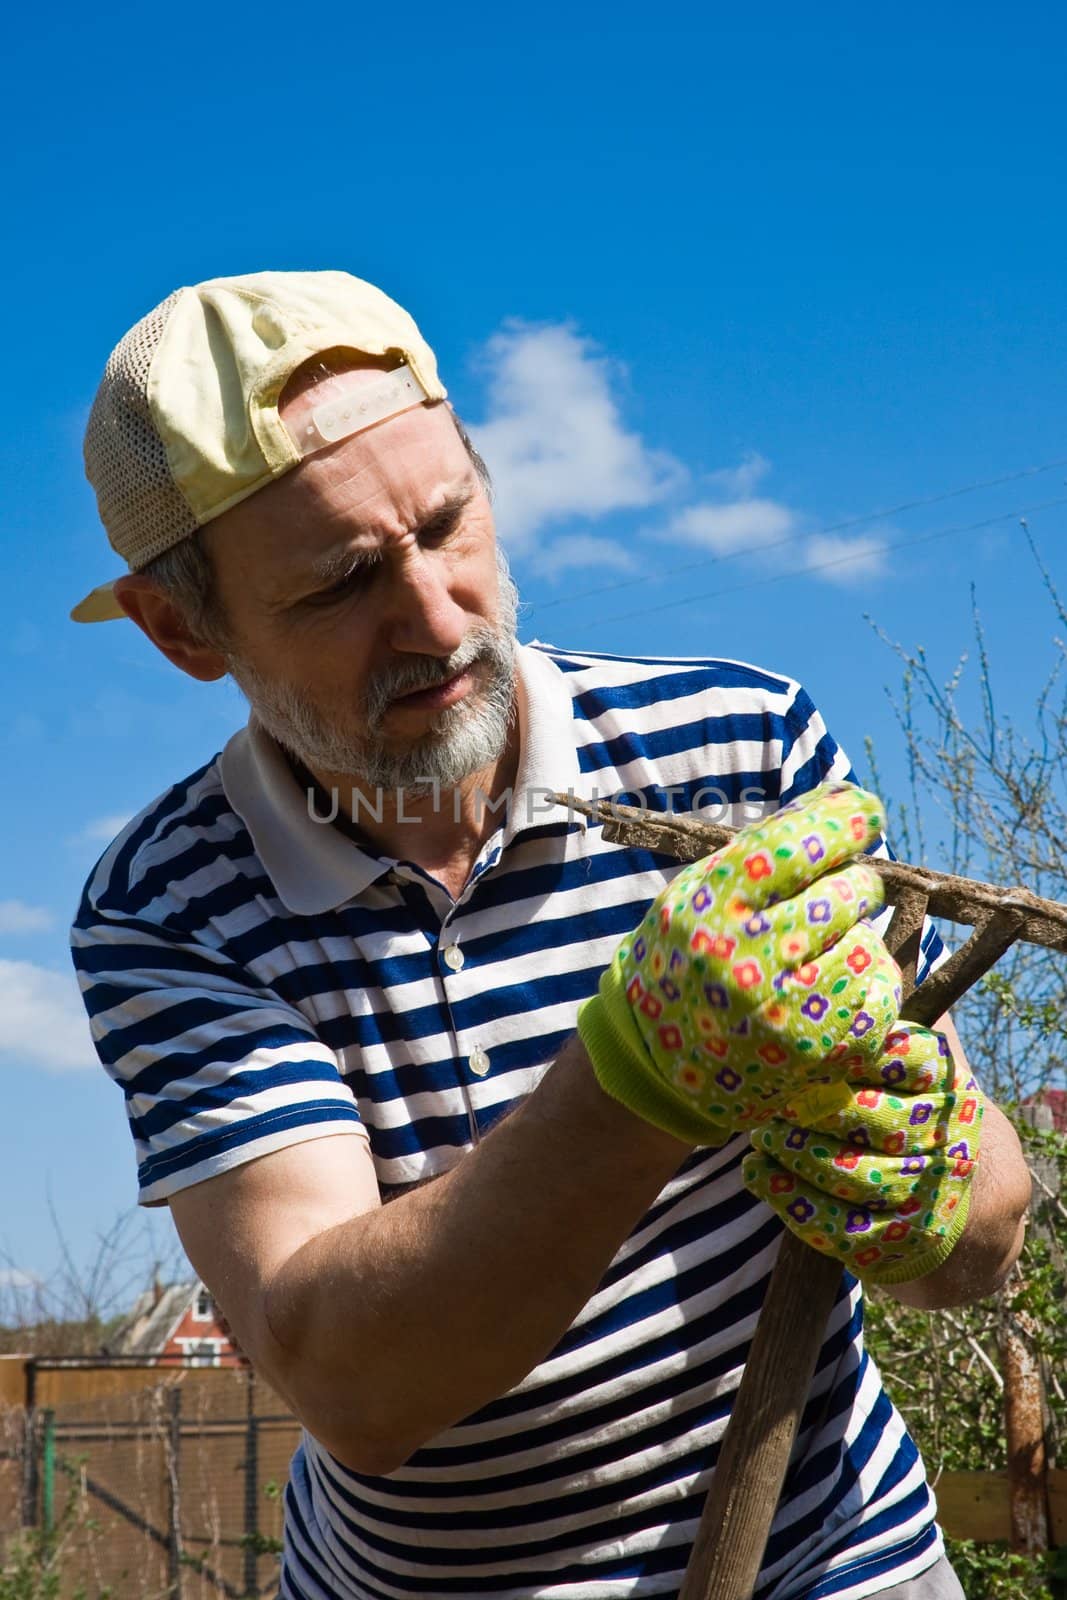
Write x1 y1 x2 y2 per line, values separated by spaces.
70 580 127 623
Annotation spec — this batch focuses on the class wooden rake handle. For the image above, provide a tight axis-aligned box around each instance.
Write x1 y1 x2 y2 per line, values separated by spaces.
555 794 1065 1600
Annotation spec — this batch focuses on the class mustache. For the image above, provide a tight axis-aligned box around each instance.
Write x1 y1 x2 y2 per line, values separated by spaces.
361 628 509 726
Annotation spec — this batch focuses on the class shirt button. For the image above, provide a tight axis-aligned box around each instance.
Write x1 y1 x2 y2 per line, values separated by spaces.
469 1045 491 1077
443 944 465 971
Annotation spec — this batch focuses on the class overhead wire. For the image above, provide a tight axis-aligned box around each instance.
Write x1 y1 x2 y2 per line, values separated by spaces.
527 455 1067 616
548 495 1067 630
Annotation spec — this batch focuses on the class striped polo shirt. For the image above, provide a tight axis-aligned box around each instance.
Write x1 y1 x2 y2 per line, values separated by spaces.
72 642 948 1600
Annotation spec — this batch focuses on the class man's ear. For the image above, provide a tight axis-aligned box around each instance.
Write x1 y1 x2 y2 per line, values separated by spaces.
113 575 228 682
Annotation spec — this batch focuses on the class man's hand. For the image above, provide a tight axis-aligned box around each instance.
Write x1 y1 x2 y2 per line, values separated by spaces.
577 783 902 1144
878 1020 1029 1308
742 1019 986 1284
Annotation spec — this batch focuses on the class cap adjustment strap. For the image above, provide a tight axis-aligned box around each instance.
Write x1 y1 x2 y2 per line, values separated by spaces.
292 365 429 458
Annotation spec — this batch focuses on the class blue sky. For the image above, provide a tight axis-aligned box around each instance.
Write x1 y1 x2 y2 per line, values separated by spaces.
2 1 1066 1294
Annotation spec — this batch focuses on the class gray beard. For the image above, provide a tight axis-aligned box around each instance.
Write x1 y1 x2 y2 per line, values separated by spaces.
226 552 521 792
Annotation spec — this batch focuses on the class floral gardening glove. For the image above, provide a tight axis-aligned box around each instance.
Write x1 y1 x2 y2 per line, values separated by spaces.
576 782 903 1146
742 1025 984 1283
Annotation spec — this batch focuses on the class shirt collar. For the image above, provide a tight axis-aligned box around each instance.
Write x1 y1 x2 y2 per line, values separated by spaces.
219 642 586 916
505 641 585 840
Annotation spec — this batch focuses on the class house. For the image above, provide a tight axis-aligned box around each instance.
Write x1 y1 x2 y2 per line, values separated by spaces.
105 1279 243 1367
1026 1087 1067 1135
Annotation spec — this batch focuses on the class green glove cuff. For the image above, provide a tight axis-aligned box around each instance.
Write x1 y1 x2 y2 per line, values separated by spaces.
577 965 730 1146
858 1180 975 1286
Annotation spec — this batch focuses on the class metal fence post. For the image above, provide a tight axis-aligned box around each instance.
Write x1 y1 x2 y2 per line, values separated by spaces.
165 1385 184 1598
243 1368 259 1597
21 1358 37 1528
41 1408 56 1537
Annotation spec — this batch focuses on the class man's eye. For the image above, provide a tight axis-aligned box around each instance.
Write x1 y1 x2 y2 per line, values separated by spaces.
421 514 459 545
310 567 367 604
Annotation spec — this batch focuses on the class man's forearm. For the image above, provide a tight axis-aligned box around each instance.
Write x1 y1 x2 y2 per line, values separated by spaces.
886 1099 1031 1310
263 1038 692 1473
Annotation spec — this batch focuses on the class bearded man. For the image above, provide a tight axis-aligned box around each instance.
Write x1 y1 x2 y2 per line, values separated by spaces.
70 270 1030 1600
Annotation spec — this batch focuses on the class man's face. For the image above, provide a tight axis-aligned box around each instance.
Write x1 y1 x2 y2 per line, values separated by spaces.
200 369 518 791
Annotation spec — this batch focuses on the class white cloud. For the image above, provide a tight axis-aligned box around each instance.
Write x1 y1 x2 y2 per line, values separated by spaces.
705 452 772 499
0 1267 41 1290
662 497 796 554
471 323 683 551
532 535 639 582
805 534 889 585
0 960 97 1073
653 456 895 592
467 327 894 600
0 901 55 934
71 813 131 848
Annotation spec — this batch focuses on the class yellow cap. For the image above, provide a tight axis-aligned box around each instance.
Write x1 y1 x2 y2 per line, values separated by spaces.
74 269 446 623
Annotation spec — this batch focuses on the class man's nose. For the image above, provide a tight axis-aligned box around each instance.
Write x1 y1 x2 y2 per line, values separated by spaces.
384 556 470 659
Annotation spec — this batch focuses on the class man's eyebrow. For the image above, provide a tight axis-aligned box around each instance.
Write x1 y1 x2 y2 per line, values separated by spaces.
305 542 381 587
304 486 477 587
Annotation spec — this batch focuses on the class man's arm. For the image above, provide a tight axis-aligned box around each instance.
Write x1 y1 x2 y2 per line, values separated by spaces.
170 1035 692 1477
883 1015 1031 1310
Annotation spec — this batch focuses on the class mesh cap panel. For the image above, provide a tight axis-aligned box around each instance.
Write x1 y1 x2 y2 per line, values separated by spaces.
83 290 201 570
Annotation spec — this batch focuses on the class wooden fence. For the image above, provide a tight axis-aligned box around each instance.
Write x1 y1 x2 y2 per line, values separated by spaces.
1 1361 298 1598
0 1350 1061 1597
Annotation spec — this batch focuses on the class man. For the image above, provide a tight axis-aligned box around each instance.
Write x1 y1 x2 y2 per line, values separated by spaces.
70 270 1030 1599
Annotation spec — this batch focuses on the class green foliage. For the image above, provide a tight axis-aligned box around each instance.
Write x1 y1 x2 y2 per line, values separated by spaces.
0 1471 112 1600
864 543 1067 1598
866 1108 1066 1598
944 1538 1059 1600
238 1529 284 1557
238 1481 285 1574
982 973 1067 1047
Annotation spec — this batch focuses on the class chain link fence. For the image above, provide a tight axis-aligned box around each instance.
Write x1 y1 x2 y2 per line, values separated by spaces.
0 1362 300 1598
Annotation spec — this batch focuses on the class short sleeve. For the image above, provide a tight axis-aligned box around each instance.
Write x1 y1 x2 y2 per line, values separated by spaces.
778 684 854 804
71 908 366 1206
